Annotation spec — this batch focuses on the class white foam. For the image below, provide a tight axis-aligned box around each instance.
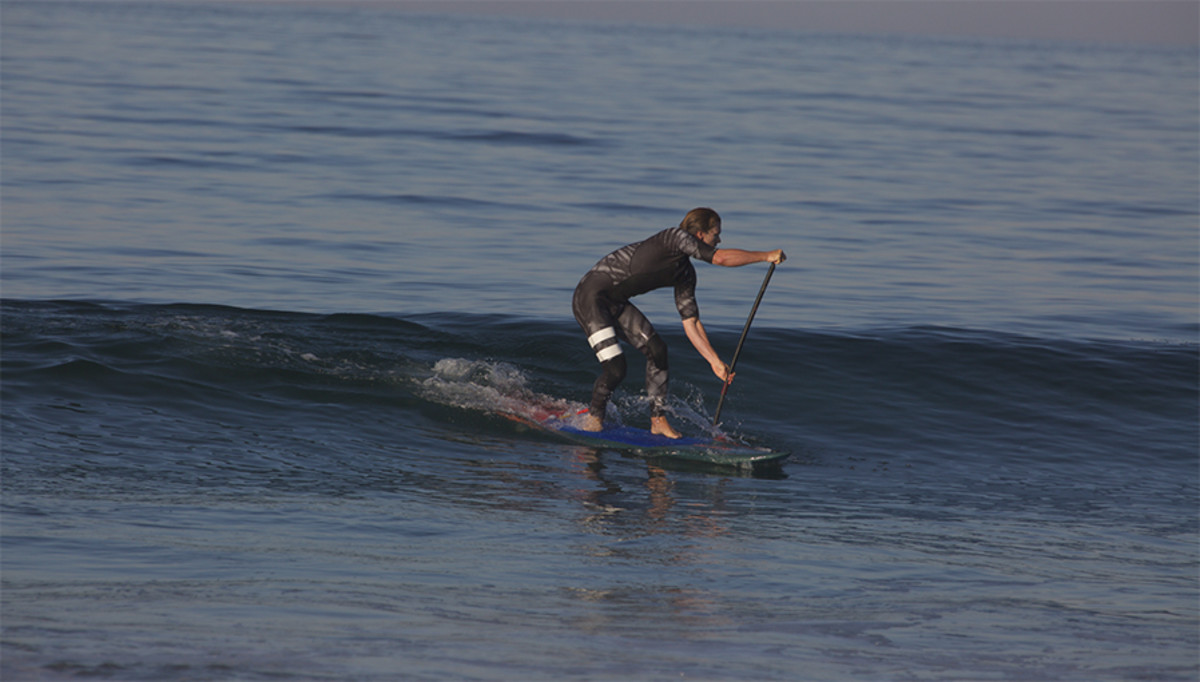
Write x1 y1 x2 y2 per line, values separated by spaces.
421 358 584 421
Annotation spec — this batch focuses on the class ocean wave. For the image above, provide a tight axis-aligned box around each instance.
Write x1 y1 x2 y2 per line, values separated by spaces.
4 299 1194 472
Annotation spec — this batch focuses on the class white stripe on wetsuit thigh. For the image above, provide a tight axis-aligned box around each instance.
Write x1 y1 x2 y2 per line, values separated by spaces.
587 326 623 362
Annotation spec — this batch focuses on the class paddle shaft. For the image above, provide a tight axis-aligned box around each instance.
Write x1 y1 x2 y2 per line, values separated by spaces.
712 262 776 425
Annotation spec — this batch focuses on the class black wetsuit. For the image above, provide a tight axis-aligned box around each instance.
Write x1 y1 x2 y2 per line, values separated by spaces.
572 227 717 421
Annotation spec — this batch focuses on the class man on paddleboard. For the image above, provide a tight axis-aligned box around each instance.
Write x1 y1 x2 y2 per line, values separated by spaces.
573 207 786 438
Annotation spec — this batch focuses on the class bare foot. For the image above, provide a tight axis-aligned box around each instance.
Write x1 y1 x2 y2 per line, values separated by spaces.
580 413 603 432
650 416 682 439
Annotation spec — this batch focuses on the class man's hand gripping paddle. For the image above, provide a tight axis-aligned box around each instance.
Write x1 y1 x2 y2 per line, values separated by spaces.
712 262 776 426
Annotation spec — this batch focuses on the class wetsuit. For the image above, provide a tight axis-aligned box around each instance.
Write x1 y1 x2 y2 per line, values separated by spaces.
572 227 718 421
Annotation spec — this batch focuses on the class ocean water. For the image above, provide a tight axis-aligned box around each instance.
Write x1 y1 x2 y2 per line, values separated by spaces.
2 2 1197 680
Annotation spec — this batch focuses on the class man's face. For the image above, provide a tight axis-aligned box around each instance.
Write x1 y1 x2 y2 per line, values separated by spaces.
700 225 722 247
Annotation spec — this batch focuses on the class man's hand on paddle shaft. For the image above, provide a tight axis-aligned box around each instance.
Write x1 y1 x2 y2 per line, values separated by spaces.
710 359 735 383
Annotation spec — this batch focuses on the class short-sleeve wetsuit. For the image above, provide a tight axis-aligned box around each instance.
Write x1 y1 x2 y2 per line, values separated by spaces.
572 227 717 421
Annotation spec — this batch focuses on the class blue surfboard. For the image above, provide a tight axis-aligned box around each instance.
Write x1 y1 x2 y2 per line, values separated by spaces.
503 412 789 468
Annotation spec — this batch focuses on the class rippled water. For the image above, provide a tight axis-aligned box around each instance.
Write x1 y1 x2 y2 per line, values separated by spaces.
3 1 1196 339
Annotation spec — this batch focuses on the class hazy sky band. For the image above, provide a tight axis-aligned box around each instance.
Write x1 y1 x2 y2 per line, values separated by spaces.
340 1 1200 47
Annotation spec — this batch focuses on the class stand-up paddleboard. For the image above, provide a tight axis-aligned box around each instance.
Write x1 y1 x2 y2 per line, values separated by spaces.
502 410 789 468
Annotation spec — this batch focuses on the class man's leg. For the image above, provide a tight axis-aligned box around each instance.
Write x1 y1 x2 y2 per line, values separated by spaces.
616 306 681 439
586 352 626 429
573 279 625 431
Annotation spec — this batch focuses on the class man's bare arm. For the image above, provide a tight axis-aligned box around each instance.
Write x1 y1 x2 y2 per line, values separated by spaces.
682 316 731 382
711 248 786 267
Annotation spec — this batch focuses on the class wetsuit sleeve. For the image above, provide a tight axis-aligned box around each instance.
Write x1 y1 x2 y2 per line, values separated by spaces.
672 228 717 263
675 262 700 320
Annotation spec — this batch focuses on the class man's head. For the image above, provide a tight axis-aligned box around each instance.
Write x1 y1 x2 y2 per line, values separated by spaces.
680 207 722 247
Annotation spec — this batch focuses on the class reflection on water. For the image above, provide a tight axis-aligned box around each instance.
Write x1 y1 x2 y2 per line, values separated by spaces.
568 449 735 555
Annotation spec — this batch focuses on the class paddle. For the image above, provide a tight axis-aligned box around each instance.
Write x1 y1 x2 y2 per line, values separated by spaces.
712 262 776 426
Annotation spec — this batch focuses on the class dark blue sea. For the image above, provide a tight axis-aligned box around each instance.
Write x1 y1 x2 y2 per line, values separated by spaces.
2 2 1197 680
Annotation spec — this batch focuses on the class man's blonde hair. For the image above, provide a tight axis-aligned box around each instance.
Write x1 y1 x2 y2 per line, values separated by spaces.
679 207 721 237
